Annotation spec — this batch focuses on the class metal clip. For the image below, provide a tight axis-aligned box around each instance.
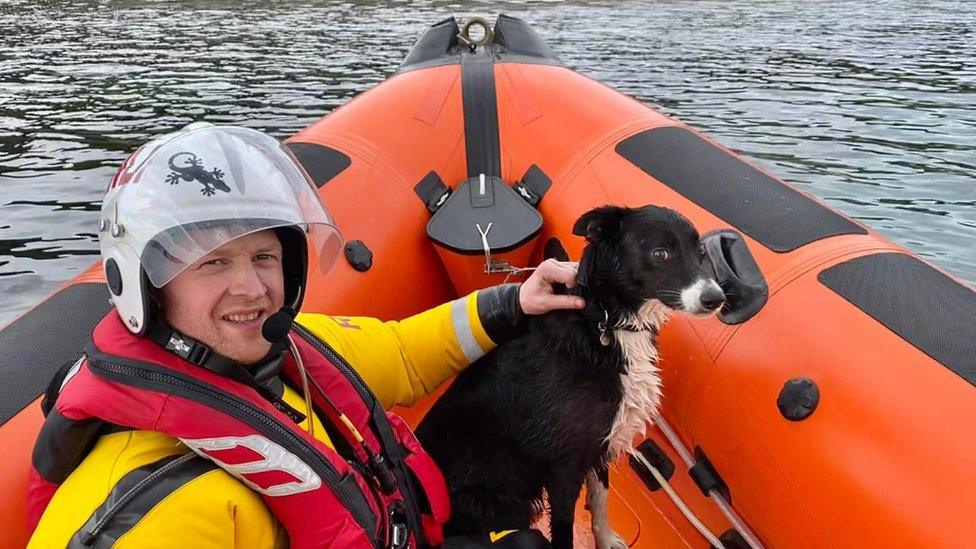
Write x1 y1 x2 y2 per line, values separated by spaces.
389 504 408 549
598 310 612 346
476 222 508 273
475 222 537 282
110 202 125 238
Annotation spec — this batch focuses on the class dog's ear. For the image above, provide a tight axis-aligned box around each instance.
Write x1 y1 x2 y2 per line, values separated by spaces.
543 238 570 262
572 206 627 243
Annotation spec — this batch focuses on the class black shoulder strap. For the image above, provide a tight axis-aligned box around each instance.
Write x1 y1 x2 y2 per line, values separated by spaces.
33 403 108 485
35 355 132 486
41 357 83 417
69 453 218 548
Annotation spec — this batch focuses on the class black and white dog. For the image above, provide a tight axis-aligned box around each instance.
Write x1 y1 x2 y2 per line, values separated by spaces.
417 205 725 548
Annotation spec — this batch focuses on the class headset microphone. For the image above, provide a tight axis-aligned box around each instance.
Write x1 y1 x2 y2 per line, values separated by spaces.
262 306 296 344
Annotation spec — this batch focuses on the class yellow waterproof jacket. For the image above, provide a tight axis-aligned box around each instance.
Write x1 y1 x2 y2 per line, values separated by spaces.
29 288 517 548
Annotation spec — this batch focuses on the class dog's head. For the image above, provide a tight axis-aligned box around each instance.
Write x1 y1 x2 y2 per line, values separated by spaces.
573 205 724 316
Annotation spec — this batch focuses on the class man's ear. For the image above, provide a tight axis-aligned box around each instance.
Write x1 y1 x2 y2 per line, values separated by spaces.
572 205 628 243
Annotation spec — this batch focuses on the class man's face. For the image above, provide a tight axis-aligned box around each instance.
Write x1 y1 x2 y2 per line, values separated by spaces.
159 229 285 364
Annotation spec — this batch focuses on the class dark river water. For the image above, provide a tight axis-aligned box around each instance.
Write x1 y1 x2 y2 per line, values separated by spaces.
1 0 974 326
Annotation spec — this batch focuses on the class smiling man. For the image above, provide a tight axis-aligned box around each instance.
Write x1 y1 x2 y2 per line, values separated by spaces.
26 124 583 548
159 230 288 365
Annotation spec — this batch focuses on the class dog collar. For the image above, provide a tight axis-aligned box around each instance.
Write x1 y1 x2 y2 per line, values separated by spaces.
579 290 659 344
595 309 660 348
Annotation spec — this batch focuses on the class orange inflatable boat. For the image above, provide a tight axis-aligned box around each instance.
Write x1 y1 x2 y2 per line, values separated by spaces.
2 15 975 548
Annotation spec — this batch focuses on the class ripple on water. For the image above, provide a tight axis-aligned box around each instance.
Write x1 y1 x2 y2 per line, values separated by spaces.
0 0 974 326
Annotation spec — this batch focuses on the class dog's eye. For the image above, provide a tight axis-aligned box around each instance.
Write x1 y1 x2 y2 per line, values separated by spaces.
651 248 670 261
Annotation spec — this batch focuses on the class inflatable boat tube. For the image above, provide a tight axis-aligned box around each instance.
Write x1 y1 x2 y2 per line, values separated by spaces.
2 14 974 548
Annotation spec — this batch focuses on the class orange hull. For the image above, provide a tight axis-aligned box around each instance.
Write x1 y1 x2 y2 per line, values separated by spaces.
2 15 974 549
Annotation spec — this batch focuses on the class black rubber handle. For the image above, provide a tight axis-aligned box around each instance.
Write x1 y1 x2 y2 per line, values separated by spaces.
701 229 768 324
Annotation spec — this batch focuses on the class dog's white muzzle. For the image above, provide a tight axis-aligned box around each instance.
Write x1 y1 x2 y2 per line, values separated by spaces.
681 278 725 315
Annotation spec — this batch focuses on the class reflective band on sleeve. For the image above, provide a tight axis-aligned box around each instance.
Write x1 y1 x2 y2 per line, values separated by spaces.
450 297 484 362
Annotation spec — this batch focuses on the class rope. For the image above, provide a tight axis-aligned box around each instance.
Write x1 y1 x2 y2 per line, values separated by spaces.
631 450 726 548
652 414 765 549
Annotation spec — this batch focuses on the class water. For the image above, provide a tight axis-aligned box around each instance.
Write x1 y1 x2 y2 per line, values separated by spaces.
1 0 974 326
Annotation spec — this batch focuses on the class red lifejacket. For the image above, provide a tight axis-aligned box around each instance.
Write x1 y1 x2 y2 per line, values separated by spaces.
28 312 450 548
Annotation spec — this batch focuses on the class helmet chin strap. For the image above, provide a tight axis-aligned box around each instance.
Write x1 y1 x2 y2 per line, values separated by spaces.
144 305 307 424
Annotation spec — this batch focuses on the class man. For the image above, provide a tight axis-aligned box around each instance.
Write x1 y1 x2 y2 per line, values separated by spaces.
27 124 583 548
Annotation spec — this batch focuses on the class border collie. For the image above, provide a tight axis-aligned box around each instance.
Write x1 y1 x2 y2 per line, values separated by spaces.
417 205 725 548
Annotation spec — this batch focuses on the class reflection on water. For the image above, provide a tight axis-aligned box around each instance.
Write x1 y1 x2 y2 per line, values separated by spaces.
1 0 974 324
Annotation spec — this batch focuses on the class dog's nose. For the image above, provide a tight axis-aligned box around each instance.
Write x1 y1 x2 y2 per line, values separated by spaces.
701 286 726 311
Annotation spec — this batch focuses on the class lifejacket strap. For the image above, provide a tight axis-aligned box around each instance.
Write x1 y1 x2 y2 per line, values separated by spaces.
291 324 428 546
144 321 307 424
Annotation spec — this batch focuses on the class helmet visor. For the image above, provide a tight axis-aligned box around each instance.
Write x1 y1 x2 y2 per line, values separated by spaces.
140 218 341 289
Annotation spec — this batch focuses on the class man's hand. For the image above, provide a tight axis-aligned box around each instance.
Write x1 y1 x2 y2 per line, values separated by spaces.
518 259 586 315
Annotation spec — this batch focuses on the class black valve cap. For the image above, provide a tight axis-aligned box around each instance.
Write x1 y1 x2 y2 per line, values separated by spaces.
344 240 373 272
777 377 820 421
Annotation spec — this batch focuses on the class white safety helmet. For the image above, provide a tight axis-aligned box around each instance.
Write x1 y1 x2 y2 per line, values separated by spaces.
98 123 342 335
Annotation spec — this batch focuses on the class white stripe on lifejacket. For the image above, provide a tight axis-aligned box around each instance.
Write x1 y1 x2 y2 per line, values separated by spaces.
450 297 483 362
59 357 85 392
181 435 321 497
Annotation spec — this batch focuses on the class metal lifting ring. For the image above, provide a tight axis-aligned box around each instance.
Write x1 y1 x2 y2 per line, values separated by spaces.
457 17 494 50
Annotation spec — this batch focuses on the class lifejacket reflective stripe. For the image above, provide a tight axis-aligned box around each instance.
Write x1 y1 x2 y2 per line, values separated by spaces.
29 312 450 548
181 435 324 497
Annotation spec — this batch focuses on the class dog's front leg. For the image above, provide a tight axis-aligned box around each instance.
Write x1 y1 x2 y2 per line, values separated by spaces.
545 468 582 549
585 466 628 549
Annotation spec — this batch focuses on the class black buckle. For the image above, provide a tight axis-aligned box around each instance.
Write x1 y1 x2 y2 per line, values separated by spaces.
187 342 211 365
164 332 210 365
413 171 451 214
513 182 539 206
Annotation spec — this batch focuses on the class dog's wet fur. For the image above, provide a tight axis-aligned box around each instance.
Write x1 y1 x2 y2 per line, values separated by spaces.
417 205 724 548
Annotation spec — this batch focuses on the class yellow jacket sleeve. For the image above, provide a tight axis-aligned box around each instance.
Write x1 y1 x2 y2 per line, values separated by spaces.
296 289 508 409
